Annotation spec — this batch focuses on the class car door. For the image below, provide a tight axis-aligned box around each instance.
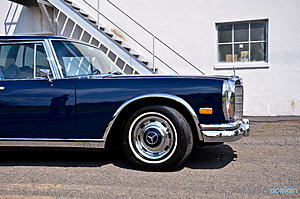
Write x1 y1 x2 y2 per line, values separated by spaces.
0 42 76 138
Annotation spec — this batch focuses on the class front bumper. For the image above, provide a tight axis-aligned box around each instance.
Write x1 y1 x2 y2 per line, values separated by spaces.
200 119 250 142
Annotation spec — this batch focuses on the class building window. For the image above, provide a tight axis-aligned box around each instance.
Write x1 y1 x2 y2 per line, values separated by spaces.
217 20 268 63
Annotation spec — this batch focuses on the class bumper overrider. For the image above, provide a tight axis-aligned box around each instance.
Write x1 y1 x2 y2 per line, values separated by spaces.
201 119 250 142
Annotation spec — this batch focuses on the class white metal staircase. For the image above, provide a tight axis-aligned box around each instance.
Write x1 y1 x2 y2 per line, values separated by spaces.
49 0 156 74
8 0 206 75
10 0 155 75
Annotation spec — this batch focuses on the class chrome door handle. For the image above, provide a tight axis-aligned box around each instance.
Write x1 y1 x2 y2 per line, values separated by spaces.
0 86 5 91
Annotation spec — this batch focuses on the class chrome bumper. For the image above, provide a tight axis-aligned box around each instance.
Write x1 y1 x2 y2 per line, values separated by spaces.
200 119 250 142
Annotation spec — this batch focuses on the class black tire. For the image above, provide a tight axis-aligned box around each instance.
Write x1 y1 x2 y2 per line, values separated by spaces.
122 105 193 171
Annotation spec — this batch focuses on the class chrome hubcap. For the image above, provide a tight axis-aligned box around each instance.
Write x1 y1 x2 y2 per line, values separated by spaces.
128 112 177 163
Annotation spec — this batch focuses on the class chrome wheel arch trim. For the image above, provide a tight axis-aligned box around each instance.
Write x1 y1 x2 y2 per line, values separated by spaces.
103 93 203 148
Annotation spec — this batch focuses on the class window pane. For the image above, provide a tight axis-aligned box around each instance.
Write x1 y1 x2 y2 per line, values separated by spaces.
250 21 266 41
218 44 233 62
218 24 232 43
234 23 249 42
0 44 34 79
234 43 249 62
18 45 34 79
251 42 266 62
36 44 51 78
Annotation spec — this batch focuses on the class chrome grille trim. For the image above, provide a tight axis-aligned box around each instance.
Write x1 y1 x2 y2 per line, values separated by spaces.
234 81 244 120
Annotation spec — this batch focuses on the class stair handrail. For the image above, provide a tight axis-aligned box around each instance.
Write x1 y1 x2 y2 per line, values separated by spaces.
82 0 178 74
106 0 205 75
82 0 205 75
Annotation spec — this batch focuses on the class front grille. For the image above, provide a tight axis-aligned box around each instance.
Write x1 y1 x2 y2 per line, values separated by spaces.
235 84 243 120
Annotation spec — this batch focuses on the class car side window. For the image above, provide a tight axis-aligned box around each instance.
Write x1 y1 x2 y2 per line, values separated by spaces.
36 44 52 78
0 43 51 80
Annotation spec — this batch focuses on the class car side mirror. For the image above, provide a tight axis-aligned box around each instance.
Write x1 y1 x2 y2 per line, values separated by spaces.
40 69 52 82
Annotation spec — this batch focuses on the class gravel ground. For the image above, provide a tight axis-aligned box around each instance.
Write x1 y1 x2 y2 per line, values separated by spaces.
0 121 299 199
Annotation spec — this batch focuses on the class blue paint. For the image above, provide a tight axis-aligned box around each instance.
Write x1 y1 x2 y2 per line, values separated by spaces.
0 76 225 139
0 36 228 140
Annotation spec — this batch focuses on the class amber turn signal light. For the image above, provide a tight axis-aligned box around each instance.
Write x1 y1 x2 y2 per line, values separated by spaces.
199 108 213 115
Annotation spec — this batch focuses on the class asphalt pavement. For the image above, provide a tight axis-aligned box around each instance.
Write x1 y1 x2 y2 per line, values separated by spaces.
0 121 299 198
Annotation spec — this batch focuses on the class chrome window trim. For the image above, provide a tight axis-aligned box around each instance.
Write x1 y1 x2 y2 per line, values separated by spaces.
43 39 61 79
47 39 65 78
0 41 45 45
0 37 65 42
103 93 204 147
0 138 105 148
33 44 37 79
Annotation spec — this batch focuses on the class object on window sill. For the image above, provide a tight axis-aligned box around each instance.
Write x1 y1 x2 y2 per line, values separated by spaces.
226 54 237 62
239 51 249 62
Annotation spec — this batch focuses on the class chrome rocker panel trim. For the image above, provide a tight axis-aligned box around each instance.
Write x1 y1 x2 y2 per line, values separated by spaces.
0 138 105 148
201 119 250 142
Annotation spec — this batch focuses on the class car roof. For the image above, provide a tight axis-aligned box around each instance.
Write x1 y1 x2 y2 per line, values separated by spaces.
0 35 66 41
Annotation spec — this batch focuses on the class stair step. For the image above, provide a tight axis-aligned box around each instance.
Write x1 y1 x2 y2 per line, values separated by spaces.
112 36 123 45
64 0 72 4
87 16 97 24
104 29 114 37
99 25 105 31
79 9 89 17
145 62 158 72
129 49 140 58
138 56 149 65
94 22 106 30
70 2 80 10
99 24 106 30
121 42 131 51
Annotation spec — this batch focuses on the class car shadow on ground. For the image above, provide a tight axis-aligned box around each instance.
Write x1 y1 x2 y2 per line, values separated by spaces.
185 144 237 170
0 144 237 171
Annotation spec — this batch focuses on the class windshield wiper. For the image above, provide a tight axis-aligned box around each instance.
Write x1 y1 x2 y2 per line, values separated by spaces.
101 71 123 78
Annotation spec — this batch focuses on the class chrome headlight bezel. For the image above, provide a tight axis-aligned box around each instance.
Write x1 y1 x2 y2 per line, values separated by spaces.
222 80 235 121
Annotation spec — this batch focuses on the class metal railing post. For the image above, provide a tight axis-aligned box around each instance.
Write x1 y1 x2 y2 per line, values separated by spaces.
82 0 204 75
97 0 100 28
152 36 155 71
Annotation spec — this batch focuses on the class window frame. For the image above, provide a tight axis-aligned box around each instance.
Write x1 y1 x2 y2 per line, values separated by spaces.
215 19 269 70
0 41 54 81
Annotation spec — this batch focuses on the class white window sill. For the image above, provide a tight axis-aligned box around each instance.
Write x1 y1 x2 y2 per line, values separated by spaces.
214 62 269 70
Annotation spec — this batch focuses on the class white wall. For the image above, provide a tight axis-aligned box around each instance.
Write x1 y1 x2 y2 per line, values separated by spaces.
0 2 51 36
98 0 300 116
0 0 299 116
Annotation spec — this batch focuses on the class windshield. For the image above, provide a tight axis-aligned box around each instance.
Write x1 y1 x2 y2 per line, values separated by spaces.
51 41 123 77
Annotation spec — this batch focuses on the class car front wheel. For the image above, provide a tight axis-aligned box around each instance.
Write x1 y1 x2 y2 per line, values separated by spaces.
122 105 193 170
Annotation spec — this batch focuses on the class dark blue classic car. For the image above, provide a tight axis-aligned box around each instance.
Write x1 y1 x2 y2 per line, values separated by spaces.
0 36 249 170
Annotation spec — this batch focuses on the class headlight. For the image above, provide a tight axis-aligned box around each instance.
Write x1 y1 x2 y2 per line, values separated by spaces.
222 80 235 121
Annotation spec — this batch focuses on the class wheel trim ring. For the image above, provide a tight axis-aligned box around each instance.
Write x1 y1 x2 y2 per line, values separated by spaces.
128 112 178 164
